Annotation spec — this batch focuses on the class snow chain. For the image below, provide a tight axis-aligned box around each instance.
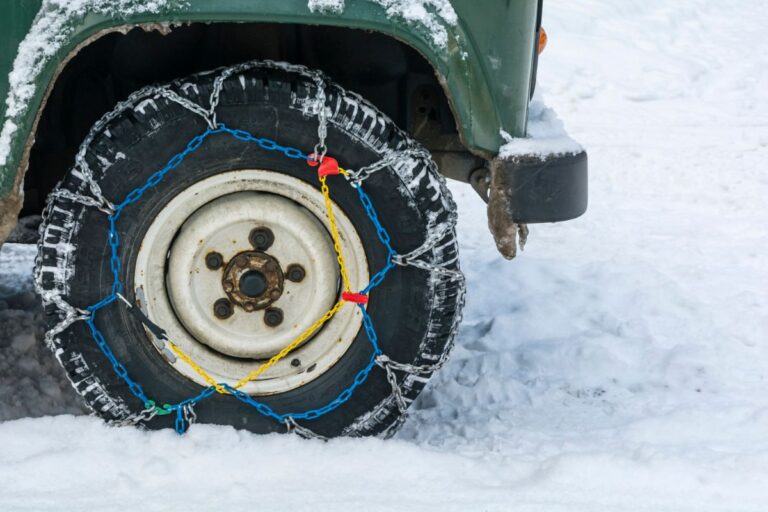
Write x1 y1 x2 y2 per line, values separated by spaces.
41 61 464 439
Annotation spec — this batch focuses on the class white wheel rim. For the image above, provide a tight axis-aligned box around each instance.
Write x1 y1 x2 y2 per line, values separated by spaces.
134 170 369 395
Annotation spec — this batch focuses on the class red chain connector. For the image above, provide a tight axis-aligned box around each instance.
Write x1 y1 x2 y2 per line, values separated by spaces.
341 291 369 304
307 154 340 178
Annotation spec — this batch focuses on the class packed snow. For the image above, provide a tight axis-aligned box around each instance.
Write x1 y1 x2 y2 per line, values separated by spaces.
307 0 345 15
309 0 458 47
2 0 768 510
499 96 583 159
369 0 457 47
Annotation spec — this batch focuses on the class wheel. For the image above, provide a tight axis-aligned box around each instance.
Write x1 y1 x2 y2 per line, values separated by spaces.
35 61 464 437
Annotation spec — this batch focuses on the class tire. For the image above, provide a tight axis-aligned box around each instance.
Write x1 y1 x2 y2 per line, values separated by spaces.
35 61 464 437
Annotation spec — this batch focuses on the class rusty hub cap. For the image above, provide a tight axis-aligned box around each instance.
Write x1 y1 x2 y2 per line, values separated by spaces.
222 251 284 311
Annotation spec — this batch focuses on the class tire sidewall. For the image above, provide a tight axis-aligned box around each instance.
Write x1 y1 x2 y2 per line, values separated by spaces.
39 65 462 437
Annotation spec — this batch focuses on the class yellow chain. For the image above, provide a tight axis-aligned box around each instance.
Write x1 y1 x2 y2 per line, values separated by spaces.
168 342 228 394
164 168 354 394
233 300 345 388
320 174 352 292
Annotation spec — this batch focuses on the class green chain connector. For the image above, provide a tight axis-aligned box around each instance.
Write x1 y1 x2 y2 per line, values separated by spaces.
145 400 174 416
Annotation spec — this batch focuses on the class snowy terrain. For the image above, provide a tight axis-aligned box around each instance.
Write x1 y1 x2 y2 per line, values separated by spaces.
2 0 768 510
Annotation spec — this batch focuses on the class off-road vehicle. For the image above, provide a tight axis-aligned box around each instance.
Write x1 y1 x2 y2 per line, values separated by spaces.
0 0 587 437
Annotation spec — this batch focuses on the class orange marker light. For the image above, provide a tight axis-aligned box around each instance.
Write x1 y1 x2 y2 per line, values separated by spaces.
538 27 548 54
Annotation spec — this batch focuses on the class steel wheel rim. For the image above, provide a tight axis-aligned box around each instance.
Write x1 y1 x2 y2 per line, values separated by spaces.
134 170 369 395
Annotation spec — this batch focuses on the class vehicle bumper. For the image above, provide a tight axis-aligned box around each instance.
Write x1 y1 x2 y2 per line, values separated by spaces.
487 150 588 258
490 149 588 224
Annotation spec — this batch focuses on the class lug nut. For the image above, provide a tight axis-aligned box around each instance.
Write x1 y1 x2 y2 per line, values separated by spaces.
249 227 274 251
264 307 283 327
205 252 224 270
291 358 301 367
286 264 306 282
213 298 233 319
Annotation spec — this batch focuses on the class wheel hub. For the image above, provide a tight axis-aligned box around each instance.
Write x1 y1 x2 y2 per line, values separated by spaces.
165 190 341 360
239 270 267 298
222 250 284 311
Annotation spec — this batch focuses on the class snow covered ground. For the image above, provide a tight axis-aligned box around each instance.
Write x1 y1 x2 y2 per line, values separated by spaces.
2 0 768 510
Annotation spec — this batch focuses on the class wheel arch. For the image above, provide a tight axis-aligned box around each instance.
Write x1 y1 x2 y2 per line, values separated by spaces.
0 18 480 222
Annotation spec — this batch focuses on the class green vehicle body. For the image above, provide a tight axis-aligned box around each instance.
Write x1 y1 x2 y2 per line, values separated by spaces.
0 0 538 199
2 0 590 260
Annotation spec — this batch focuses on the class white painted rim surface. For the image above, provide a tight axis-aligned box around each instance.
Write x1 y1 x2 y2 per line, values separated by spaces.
134 170 369 395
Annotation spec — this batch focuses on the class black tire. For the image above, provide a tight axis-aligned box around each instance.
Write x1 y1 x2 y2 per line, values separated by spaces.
35 62 464 437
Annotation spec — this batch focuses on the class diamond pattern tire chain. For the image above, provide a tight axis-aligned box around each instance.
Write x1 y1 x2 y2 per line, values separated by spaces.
35 60 465 438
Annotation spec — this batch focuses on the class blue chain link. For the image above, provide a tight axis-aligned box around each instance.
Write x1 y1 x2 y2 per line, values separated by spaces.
82 125 398 434
356 185 397 294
